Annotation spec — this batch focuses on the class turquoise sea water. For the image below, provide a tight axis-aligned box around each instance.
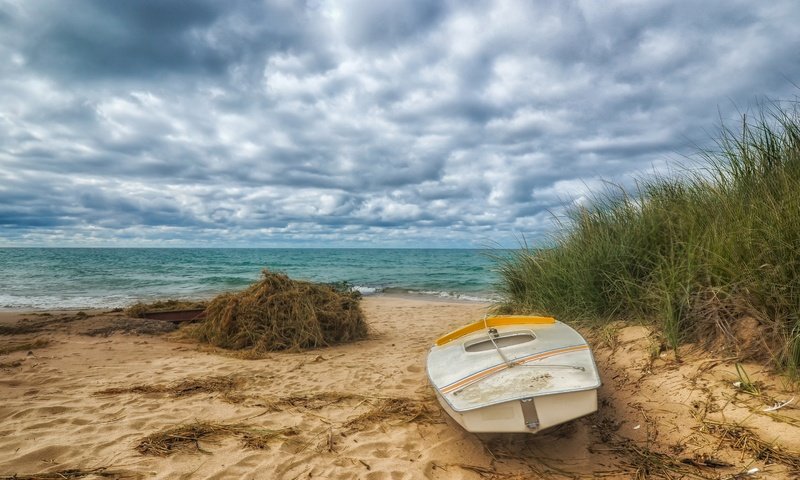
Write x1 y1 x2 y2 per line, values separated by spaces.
0 248 501 310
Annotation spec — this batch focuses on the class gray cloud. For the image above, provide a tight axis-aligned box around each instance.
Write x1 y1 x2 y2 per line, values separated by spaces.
337 0 447 48
1 0 799 247
11 0 316 82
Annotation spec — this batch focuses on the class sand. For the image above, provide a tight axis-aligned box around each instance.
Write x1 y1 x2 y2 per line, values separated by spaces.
1 296 799 479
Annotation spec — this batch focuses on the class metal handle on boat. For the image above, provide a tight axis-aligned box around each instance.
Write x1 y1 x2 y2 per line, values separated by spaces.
484 317 515 368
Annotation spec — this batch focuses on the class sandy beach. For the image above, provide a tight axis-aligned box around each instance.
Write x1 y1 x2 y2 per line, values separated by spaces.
1 296 799 479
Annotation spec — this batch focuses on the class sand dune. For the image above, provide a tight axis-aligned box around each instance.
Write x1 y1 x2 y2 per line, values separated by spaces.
1 296 799 479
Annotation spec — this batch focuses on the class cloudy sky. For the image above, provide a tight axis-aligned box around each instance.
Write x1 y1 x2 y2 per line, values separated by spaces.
1 0 799 248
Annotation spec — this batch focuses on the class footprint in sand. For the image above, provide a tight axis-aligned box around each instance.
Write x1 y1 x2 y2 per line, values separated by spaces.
401 441 419 453
365 473 389 480
366 471 410 480
366 442 392 458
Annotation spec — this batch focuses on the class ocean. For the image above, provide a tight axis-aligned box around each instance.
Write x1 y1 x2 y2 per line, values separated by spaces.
0 248 503 310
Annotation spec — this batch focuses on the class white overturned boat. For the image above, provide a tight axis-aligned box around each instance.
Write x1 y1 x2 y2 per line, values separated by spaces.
426 315 601 433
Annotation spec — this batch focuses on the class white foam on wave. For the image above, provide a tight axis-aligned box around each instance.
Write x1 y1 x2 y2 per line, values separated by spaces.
0 293 134 311
415 290 495 302
458 294 496 302
353 285 382 295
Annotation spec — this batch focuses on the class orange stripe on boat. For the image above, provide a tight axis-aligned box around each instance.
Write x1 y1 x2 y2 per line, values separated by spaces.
439 344 589 395
434 315 555 346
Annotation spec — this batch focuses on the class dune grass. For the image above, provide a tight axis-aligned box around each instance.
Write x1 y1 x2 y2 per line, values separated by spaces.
496 100 800 374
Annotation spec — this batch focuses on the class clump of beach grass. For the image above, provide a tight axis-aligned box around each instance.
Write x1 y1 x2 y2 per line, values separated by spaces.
700 418 800 470
0 359 23 369
495 100 800 374
192 270 367 353
0 338 51 356
125 299 207 318
252 392 441 430
135 421 298 456
0 312 89 335
0 468 137 479
0 322 47 335
259 392 366 411
342 396 443 431
95 374 241 399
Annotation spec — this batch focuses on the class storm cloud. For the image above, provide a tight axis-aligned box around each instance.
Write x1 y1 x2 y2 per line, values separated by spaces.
1 0 799 247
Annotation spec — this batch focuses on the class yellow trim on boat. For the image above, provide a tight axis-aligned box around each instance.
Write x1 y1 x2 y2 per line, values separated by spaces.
434 315 556 346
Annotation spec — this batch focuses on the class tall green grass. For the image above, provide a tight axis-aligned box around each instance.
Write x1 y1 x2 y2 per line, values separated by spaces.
496 101 800 373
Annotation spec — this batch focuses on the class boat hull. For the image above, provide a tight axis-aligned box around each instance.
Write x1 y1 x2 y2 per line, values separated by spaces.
434 388 597 433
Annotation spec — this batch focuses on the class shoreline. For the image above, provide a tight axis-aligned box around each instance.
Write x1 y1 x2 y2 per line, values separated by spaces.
1 296 799 478
0 291 495 313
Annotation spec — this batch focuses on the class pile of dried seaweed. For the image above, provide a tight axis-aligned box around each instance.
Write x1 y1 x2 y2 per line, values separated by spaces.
192 270 367 352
